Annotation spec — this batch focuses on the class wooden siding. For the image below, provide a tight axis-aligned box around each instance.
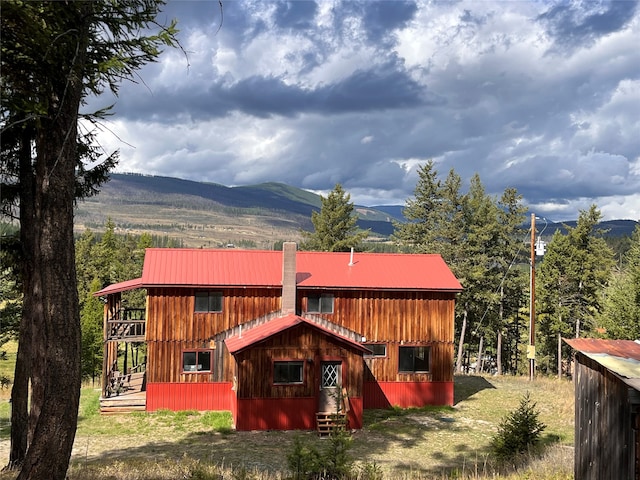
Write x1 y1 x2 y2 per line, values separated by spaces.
364 341 454 383
574 353 637 480
146 382 233 411
146 340 233 383
145 287 281 342
233 323 364 400
363 381 453 408
143 286 456 413
298 289 456 343
299 289 456 382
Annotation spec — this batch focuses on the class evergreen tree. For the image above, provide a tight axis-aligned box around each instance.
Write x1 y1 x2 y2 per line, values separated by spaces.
0 2 178 476
394 165 526 373
80 278 105 383
392 160 442 253
598 225 640 339
0 223 21 347
300 184 369 252
537 205 614 374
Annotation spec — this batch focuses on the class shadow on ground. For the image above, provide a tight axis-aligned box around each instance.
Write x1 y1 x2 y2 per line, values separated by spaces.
454 375 496 405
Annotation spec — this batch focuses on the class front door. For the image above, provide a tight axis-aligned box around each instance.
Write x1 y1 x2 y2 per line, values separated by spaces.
318 361 342 413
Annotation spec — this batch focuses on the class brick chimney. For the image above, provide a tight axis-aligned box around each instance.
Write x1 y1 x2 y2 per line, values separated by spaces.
281 242 297 315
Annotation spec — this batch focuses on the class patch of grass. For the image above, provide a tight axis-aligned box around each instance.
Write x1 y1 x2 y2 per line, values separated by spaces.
0 374 573 479
200 410 233 433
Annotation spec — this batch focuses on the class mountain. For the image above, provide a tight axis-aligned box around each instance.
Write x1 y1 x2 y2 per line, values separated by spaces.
526 217 639 238
75 173 638 248
74 173 398 247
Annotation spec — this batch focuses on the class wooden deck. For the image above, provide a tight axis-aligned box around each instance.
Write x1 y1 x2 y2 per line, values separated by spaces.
100 371 147 414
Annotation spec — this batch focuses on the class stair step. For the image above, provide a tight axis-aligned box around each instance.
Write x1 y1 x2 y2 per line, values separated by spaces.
316 412 347 436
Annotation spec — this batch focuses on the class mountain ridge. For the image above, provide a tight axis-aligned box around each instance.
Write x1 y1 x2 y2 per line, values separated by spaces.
74 173 638 248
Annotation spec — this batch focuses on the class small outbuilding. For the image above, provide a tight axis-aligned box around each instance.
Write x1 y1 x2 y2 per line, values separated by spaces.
564 338 640 480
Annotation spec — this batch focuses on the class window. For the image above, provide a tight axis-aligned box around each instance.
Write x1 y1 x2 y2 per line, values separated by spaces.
273 361 304 384
363 343 387 357
182 350 212 372
195 291 223 312
398 346 430 373
307 294 334 313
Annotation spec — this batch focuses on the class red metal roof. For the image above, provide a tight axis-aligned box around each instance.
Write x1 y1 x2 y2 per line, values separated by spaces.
140 248 462 291
94 247 462 295
295 251 461 290
141 248 283 287
564 338 640 361
94 277 143 296
225 314 369 354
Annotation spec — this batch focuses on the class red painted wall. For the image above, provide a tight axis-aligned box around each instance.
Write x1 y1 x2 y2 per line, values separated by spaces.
146 382 234 411
346 397 363 429
235 397 317 430
363 381 453 409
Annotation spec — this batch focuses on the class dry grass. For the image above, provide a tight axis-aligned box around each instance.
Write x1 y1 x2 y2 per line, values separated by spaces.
0 375 574 479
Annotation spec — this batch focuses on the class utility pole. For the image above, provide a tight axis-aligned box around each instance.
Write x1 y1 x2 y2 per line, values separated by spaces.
528 213 536 381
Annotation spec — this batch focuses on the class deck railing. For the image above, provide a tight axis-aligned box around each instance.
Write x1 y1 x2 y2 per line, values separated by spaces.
106 308 146 341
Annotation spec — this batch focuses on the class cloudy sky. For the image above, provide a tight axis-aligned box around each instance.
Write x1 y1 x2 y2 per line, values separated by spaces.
92 0 640 221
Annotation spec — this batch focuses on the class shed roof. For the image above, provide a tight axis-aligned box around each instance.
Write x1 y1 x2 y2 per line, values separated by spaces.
94 277 143 296
95 247 462 296
564 338 640 391
224 314 369 354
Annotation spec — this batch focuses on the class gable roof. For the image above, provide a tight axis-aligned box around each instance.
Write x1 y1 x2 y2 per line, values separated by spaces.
225 314 369 354
564 338 640 391
95 247 462 296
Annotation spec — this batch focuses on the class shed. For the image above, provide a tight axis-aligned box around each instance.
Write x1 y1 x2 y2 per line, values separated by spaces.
564 338 640 480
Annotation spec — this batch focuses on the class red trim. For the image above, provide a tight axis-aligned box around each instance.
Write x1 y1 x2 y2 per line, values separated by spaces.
363 381 453 408
146 382 233 411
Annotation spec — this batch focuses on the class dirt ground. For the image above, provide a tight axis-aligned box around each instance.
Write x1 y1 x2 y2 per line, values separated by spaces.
0 376 575 478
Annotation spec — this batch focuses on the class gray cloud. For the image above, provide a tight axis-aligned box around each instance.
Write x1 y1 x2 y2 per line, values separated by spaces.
538 0 638 52
95 0 640 222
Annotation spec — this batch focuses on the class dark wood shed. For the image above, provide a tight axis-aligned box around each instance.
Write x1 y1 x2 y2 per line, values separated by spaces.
565 338 640 480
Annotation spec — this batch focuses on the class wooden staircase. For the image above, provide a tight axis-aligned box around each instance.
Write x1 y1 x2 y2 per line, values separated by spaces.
316 412 347 436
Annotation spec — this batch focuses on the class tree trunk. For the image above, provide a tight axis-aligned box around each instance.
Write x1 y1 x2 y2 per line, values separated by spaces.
557 333 562 379
17 123 83 480
497 331 503 376
476 336 484 373
16 6 88 478
455 308 468 374
7 119 36 470
497 284 504 376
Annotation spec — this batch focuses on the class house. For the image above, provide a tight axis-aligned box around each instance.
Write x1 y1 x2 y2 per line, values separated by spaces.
96 243 462 431
564 338 640 480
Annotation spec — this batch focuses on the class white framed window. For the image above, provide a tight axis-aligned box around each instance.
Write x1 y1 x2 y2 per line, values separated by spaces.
182 350 212 372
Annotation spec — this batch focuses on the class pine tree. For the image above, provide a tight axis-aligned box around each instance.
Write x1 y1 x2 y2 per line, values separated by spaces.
598 225 640 339
1 2 179 476
491 392 546 460
301 184 369 252
537 205 614 373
